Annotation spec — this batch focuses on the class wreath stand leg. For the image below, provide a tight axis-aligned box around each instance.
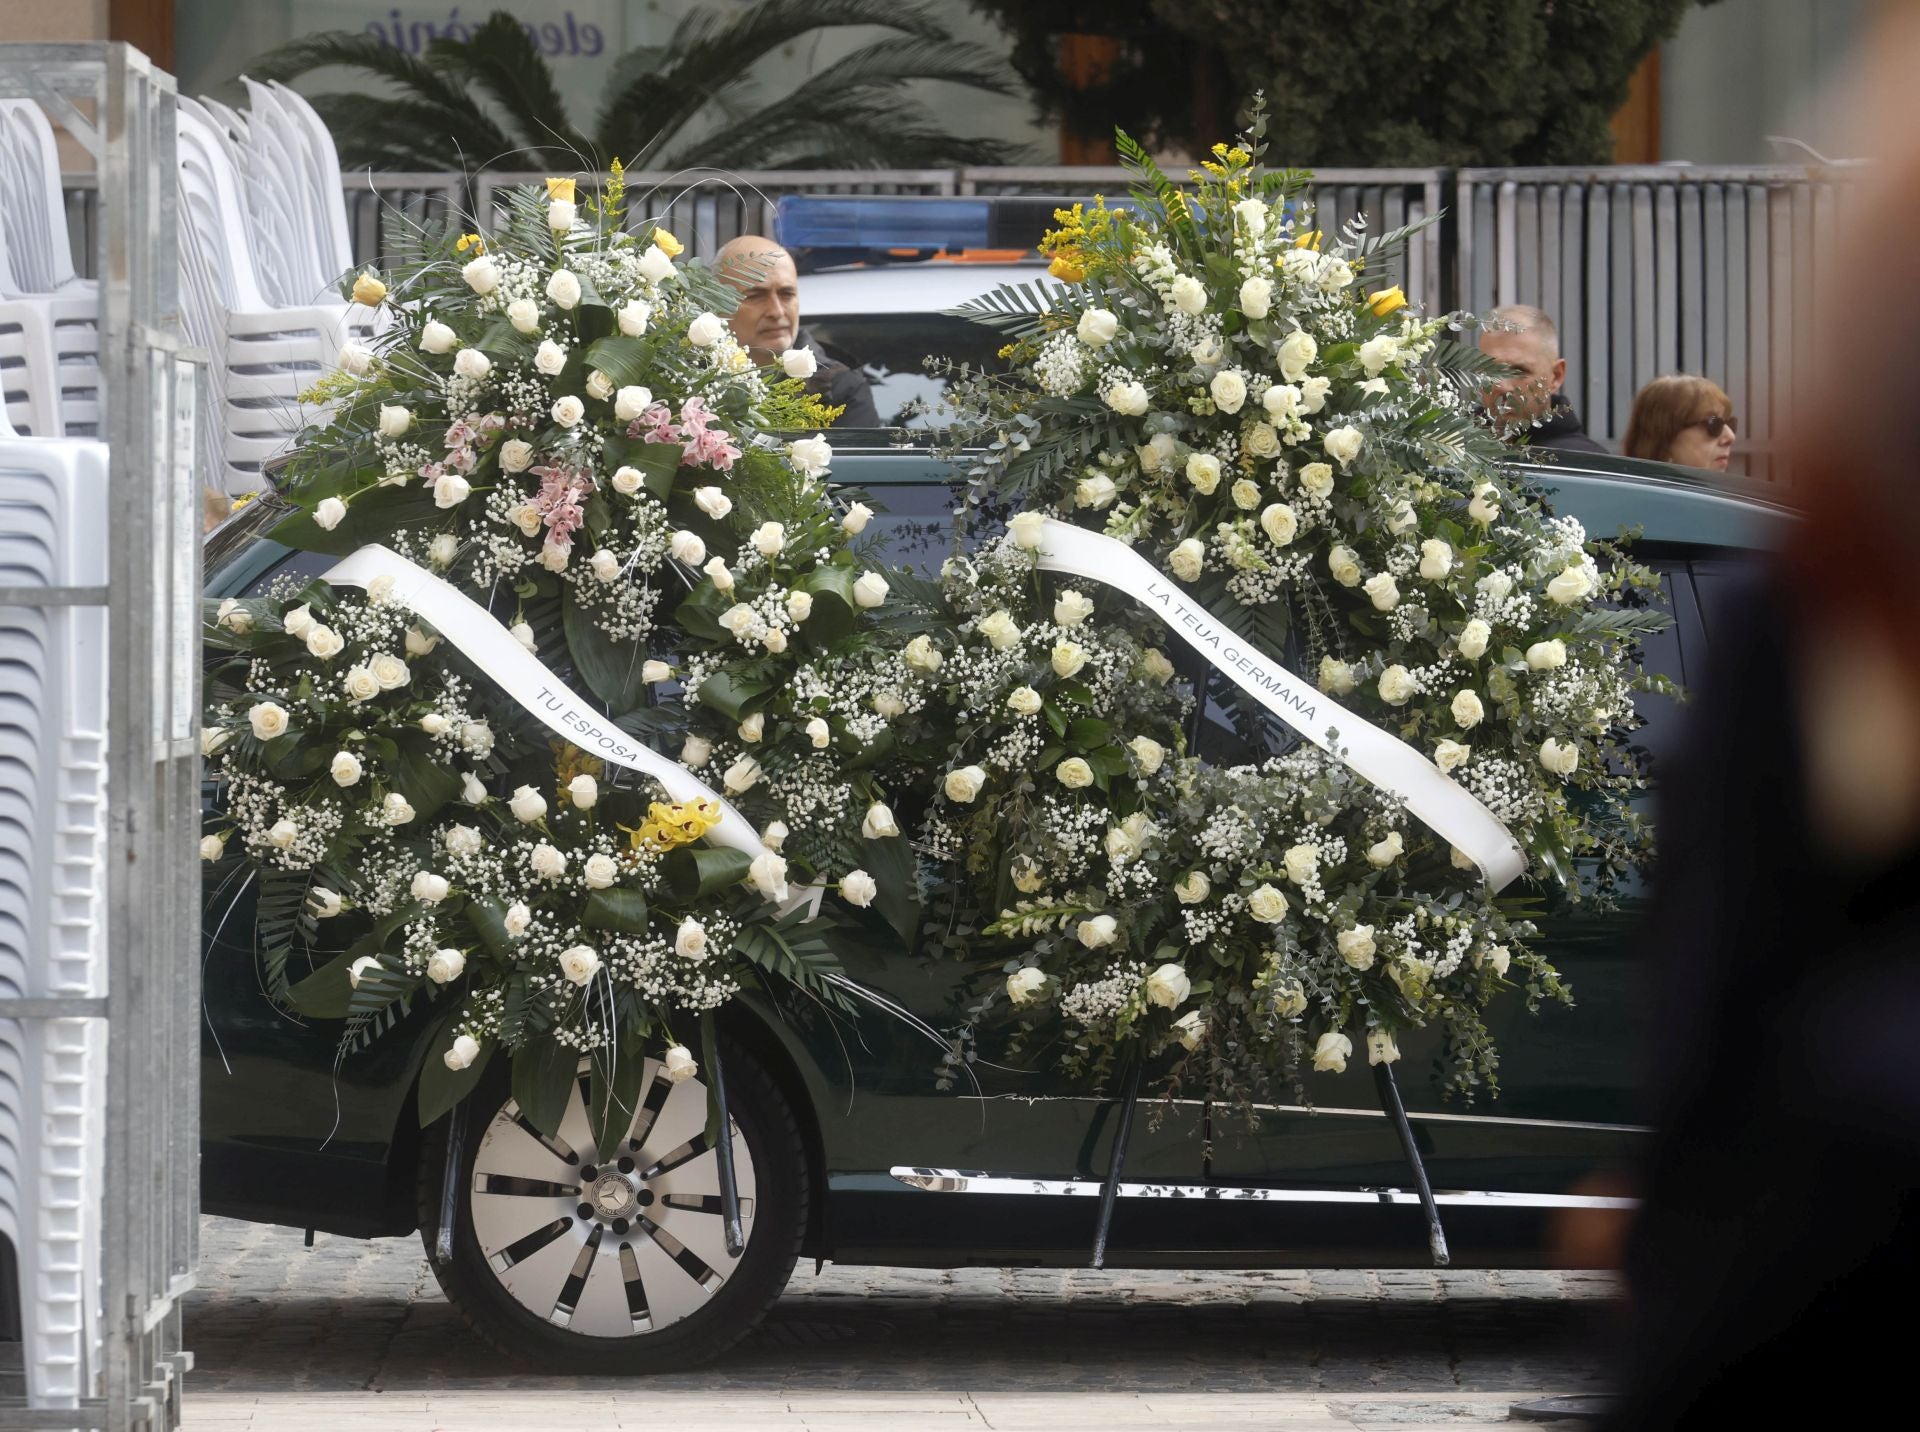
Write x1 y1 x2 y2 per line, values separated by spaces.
701 1013 746 1258
434 1097 469 1266
1090 1049 1144 1270
1373 1061 1450 1267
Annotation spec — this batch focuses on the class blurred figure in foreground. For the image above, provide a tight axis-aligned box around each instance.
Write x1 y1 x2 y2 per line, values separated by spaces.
1608 8 1920 1424
1621 374 1738 471
1476 303 1607 453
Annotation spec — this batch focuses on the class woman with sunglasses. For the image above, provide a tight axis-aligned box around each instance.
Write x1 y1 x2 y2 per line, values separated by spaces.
1622 374 1739 471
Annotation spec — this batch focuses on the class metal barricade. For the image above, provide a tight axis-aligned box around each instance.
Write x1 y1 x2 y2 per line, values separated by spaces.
0 42 202 1432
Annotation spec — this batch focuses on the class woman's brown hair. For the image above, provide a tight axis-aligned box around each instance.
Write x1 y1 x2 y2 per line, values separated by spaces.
1621 374 1733 463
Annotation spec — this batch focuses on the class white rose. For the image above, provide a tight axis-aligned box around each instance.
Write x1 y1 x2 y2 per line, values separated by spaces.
1169 274 1208 315
308 886 342 919
944 765 987 803
1262 383 1301 421
1259 503 1298 546
1174 870 1210 904
329 750 363 787
277 605 309 641
266 818 300 850
548 197 576 231
1076 307 1119 347
873 689 906 717
680 734 712 768
1075 473 1117 509
500 439 534 473
1209 369 1248 414
1239 276 1273 319
348 954 380 989
1007 685 1043 716
583 853 619 890
1364 573 1400 612
1323 425 1364 467
1144 961 1191 1008
747 850 789 903
462 773 489 806
444 824 482 857
503 902 532 937
1451 690 1485 729
1172 1010 1207 1051
460 721 494 757
1377 664 1418 705
1313 1032 1353 1074
418 320 456 354
559 945 601 986
533 339 567 376
1298 462 1335 500
201 725 233 757
788 434 833 479
1169 538 1206 582
839 869 878 909
248 701 289 741
841 501 873 535
1050 640 1088 678
617 298 651 335
668 530 707 567
1185 452 1221 494
1137 432 1178 473
1244 422 1281 459
343 665 380 703
507 298 540 334
1009 510 1048 551
1418 538 1453 580
441 1033 481 1072
1277 329 1317 382
508 784 547 824
199 833 225 862
589 548 621 584
406 626 440 657
970 611 1019 653
557 773 595 811
1055 757 1094 789
631 660 669 686
686 312 726 347
1300 375 1332 414
601 388 650 429
737 712 764 744
1248 883 1290 923
313 496 347 531
1103 380 1150 416
862 802 901 839
1458 619 1492 660
663 1045 698 1083
1141 648 1176 685
1283 843 1320 885
1388 500 1419 535
603 465 641 499
1526 639 1568 671
793 715 828 751
1053 590 1095 627
1453 845 1479 871
1130 736 1165 775
215 598 252 634
452 347 491 381
1363 1029 1401 1067
853 571 888 609
1072 914 1116 950
551 395 585 427
1481 945 1513 978
1333 925 1379 972
425 948 465 985
1357 334 1400 378
1366 831 1405 868
750 521 786 558
676 917 709 960
637 244 676 283
545 269 581 309
769 344 818 381
512 617 541 649
1232 479 1262 511
1327 545 1363 586
1540 737 1580 777
433 472 471 509
1318 656 1358 696
410 870 451 904
1434 738 1471 773
377 404 411 439
530 842 567 879
1469 484 1500 526
723 756 763 795
1547 565 1594 605
1006 967 1047 1005
337 341 372 375
585 368 615 401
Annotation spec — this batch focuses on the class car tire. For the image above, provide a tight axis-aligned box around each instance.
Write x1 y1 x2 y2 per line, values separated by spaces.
417 1040 806 1372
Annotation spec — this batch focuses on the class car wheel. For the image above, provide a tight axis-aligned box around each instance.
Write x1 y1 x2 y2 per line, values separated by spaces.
418 1041 806 1372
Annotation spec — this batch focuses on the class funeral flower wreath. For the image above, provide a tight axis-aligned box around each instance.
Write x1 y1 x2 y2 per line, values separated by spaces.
202 130 1670 1144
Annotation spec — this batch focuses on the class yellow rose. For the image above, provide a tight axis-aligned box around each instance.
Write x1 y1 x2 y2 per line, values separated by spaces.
544 176 577 203
1048 254 1087 283
1292 229 1322 251
350 270 387 306
652 227 684 257
1366 285 1408 318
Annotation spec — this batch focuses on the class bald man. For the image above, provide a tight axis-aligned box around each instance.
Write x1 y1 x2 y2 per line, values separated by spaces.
1477 304 1606 454
714 235 881 428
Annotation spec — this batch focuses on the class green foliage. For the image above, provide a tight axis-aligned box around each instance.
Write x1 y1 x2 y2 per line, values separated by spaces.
250 2 1023 176
966 0 1716 165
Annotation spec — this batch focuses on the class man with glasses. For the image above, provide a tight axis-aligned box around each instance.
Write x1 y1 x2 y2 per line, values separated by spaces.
1477 303 1608 455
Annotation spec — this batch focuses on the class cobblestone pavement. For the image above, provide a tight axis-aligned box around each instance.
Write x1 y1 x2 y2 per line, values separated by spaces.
180 1215 1623 1430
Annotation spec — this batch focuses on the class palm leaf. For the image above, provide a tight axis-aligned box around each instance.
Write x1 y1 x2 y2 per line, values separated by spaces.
945 279 1064 336
425 12 595 170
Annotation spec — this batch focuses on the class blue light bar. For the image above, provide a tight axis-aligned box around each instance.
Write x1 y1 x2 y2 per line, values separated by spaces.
775 196 997 251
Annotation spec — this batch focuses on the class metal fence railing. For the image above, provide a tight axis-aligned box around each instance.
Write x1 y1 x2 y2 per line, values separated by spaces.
59 163 1852 483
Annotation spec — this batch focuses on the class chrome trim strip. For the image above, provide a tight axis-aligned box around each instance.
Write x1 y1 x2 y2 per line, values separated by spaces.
887 1167 1639 1211
956 1093 1651 1136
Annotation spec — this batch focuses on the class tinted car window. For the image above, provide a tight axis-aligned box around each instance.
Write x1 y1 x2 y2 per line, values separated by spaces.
1615 554 1695 782
802 314 1008 429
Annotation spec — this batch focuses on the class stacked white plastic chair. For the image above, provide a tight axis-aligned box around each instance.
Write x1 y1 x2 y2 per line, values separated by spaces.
0 397 110 1410
0 100 102 439
176 98 353 496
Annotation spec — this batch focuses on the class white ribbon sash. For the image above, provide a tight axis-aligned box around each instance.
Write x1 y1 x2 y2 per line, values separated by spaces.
323 545 768 863
1031 519 1527 890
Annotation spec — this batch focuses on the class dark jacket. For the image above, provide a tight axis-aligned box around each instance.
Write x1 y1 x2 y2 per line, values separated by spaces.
1528 392 1607 454
793 327 881 428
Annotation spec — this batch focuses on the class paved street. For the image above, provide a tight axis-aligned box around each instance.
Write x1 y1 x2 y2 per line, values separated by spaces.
180 1216 1622 1430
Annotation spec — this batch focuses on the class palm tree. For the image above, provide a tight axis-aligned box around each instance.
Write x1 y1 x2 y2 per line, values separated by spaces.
249 1 1025 173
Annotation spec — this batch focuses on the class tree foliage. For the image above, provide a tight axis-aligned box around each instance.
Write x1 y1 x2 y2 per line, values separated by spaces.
252 2 1022 173
966 0 1718 165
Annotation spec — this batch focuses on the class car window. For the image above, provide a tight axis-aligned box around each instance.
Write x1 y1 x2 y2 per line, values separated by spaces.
1614 553 1694 782
802 314 1008 429
859 480 968 577
1686 553 1763 645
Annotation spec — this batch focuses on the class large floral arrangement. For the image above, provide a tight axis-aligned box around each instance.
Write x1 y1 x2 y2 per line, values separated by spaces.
923 123 1670 1097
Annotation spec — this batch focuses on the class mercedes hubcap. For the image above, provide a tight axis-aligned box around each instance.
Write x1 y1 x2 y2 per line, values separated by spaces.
469 1056 756 1338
